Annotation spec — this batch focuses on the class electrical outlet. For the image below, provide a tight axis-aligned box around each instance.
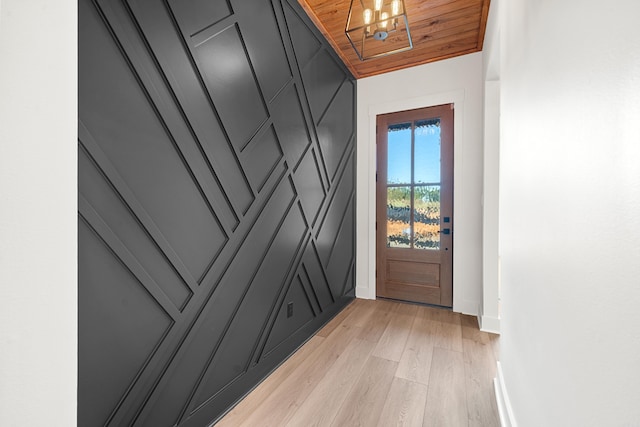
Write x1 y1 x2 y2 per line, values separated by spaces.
287 302 294 318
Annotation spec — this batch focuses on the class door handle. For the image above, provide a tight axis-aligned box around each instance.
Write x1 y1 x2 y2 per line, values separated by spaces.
440 228 450 235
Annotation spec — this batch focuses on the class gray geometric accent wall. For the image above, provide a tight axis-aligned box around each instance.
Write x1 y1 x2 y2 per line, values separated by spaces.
77 0 356 425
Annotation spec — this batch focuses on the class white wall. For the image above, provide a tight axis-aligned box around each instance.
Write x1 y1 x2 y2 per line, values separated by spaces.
481 79 500 333
0 1 77 426
479 0 502 334
356 53 484 315
492 0 640 425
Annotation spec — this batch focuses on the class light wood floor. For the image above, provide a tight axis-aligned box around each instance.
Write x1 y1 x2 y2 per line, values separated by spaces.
216 298 500 427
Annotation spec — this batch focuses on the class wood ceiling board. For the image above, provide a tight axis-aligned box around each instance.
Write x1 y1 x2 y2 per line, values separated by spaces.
297 0 491 78
354 33 479 77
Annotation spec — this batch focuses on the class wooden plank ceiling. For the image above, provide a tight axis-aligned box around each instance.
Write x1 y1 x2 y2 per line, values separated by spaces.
297 0 491 79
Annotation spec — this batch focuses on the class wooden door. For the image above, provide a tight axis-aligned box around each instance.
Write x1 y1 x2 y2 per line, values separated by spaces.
376 104 454 307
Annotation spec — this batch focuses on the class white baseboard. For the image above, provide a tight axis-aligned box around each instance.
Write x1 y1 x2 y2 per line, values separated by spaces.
355 286 375 300
494 361 517 427
479 314 501 334
456 299 479 316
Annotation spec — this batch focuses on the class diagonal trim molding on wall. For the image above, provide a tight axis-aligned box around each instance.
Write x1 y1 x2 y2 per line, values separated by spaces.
77 0 356 425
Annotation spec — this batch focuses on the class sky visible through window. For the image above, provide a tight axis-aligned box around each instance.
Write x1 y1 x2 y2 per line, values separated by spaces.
387 122 441 185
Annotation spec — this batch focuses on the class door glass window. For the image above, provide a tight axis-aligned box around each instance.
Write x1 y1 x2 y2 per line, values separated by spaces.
386 118 441 250
387 186 411 248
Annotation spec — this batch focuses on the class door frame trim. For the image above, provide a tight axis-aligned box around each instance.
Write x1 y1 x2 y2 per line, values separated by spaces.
356 89 466 312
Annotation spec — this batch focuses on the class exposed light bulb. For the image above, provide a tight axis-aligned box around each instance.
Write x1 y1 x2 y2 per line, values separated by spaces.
380 11 388 28
391 0 400 16
363 8 372 25
374 0 383 12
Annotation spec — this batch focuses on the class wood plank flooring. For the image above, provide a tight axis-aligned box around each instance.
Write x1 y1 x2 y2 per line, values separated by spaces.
215 298 500 427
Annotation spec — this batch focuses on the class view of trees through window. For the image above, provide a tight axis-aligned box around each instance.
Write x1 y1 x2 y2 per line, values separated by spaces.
386 119 441 249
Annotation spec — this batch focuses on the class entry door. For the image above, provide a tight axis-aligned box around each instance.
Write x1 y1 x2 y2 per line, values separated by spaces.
376 104 453 307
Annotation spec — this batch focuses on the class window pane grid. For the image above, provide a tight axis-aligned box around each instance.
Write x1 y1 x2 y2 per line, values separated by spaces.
386 118 441 250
